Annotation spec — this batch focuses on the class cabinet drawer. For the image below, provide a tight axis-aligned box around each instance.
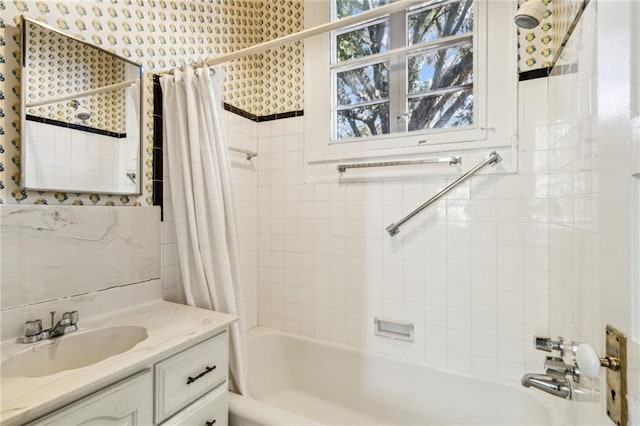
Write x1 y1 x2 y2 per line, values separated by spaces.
28 370 152 426
155 331 228 423
162 382 228 426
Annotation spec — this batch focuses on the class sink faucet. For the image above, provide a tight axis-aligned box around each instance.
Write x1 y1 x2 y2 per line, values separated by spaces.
20 311 79 343
521 373 571 399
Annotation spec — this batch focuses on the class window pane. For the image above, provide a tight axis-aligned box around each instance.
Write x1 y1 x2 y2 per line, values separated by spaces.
407 89 473 131
408 43 472 95
408 0 473 45
336 62 389 106
337 21 389 62
335 0 389 19
337 103 390 139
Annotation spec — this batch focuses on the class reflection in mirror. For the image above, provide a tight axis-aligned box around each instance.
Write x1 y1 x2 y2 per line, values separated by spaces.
20 16 143 195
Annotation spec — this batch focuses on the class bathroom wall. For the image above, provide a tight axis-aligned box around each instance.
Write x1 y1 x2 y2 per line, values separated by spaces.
548 0 639 422
254 79 551 380
547 0 598 355
0 204 162 340
0 0 590 206
517 0 587 73
0 0 286 206
23 18 127 134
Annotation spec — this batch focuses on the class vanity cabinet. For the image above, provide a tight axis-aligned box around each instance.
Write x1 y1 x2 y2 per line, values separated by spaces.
26 329 230 426
155 331 229 423
162 384 228 426
27 370 153 426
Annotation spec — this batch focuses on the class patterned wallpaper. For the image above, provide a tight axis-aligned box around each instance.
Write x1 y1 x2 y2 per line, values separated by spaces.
257 0 304 116
0 0 273 206
517 0 586 72
25 19 127 134
551 0 586 65
517 0 555 71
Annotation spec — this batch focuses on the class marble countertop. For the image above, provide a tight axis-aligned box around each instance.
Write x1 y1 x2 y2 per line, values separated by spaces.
0 300 237 426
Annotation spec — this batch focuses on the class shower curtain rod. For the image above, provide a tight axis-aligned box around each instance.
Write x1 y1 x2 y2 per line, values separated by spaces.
203 0 417 67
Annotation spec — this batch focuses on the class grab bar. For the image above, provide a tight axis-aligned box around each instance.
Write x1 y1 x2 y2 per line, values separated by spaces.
337 156 461 173
386 151 502 237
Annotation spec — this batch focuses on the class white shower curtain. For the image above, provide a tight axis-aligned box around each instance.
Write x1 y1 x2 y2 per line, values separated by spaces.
160 66 247 395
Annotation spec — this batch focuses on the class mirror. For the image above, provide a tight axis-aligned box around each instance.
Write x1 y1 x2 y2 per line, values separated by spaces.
20 16 143 195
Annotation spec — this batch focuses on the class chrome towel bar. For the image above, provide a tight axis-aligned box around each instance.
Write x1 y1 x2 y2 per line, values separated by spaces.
229 146 257 160
337 155 461 173
386 151 502 237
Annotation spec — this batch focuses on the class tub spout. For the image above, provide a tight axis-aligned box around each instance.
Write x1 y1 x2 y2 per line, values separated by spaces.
521 373 571 399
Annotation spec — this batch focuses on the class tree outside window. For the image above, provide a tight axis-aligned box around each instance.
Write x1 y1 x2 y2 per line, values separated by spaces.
332 0 475 141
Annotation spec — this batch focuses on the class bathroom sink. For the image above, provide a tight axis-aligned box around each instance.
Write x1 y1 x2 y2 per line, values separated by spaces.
1 326 148 378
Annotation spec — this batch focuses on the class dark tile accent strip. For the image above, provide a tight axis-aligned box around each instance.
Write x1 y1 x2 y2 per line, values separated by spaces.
257 109 305 122
152 74 164 221
222 102 304 122
518 67 551 81
223 102 259 121
26 114 127 138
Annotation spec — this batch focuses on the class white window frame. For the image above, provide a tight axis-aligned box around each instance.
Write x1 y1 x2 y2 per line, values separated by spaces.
304 0 519 182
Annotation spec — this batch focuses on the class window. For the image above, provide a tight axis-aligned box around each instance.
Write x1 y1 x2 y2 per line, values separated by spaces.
332 0 475 141
305 0 518 181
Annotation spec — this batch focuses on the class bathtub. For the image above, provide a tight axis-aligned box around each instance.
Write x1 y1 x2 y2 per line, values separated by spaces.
229 327 563 425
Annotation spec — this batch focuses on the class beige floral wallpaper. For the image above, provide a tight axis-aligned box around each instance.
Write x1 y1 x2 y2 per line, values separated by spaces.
517 0 586 72
24 19 128 134
258 0 303 116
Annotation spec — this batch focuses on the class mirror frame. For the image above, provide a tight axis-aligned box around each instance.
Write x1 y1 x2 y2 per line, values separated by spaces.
20 16 144 196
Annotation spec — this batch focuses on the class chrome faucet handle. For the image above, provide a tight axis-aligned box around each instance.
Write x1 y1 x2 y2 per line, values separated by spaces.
545 356 580 380
534 336 565 354
62 311 79 325
25 319 43 337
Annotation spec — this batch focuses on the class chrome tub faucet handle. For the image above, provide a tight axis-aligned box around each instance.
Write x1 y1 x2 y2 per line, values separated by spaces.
534 336 565 354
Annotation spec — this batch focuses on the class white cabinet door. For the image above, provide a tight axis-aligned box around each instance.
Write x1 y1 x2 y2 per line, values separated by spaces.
28 370 153 426
162 383 228 426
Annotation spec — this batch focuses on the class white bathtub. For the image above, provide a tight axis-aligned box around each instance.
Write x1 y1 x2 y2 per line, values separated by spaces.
229 327 563 426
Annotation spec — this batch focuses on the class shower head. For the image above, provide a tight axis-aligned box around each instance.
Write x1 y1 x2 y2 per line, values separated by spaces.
69 100 91 122
514 0 546 29
76 110 91 121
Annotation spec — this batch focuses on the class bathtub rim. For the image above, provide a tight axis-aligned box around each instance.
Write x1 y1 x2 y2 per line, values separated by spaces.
233 326 567 425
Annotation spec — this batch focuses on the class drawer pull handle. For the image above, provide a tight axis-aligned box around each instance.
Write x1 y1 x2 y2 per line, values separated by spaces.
205 420 216 426
186 365 216 385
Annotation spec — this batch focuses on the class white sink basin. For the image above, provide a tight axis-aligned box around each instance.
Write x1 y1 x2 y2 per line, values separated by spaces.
1 326 148 378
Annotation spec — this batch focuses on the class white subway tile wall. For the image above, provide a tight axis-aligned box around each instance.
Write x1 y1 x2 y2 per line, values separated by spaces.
548 2 600 351
161 111 259 330
255 79 550 381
